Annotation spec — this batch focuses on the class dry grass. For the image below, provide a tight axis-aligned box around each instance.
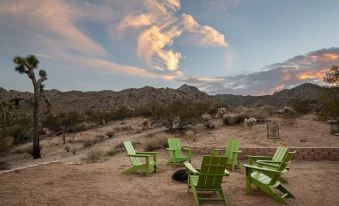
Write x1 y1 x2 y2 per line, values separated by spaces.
185 130 195 141
86 147 104 163
143 133 169 151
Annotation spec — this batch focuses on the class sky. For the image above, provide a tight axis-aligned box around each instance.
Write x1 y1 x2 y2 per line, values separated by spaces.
0 0 338 95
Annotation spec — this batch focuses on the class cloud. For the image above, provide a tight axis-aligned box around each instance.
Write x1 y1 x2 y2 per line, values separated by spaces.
182 14 228 47
118 0 228 73
181 47 339 95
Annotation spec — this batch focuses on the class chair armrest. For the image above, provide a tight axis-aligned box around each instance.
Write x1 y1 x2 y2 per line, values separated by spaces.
184 162 199 174
182 147 193 151
243 164 282 174
136 152 158 154
247 155 272 164
213 148 226 151
233 150 242 153
256 161 280 168
128 154 150 158
166 148 175 151
257 160 282 164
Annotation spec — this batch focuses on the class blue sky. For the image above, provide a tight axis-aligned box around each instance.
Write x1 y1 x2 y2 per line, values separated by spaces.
0 0 338 95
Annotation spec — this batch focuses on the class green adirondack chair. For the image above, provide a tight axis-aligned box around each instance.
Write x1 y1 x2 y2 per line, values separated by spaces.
213 138 241 171
184 155 230 206
123 141 158 176
247 146 290 183
167 138 193 166
247 146 288 165
244 151 296 204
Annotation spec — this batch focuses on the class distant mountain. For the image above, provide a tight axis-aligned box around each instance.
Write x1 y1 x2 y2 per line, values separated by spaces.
0 85 213 113
0 83 337 115
215 83 338 106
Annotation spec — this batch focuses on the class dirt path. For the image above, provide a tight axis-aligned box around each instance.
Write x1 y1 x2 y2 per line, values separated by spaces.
1 151 338 206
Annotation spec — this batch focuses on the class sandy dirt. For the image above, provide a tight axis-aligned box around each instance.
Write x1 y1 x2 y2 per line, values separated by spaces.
0 150 338 206
179 115 339 147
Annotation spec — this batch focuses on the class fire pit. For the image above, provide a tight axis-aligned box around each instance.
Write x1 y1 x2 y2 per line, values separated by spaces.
172 169 188 183
172 169 200 183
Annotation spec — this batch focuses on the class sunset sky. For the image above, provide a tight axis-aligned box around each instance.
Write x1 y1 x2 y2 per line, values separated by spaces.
0 0 338 95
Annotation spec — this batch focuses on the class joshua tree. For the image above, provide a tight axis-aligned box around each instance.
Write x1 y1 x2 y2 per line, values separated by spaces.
324 65 339 86
13 55 47 159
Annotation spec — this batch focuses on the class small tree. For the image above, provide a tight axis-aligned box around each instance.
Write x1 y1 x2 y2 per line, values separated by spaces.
13 55 47 159
324 65 339 86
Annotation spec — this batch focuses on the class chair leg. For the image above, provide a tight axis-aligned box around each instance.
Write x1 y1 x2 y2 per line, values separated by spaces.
277 184 295 198
245 170 251 194
191 186 200 206
220 188 229 206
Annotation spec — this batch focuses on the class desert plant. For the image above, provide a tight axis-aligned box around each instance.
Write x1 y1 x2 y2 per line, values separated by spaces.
114 124 132 132
105 131 115 138
82 135 105 148
324 65 339 85
244 117 257 130
201 113 212 123
142 119 151 130
70 145 80 155
185 130 195 141
288 98 313 114
215 108 227 119
13 55 47 159
143 134 168 151
64 144 71 152
204 120 215 129
223 114 246 125
317 88 339 120
86 147 104 163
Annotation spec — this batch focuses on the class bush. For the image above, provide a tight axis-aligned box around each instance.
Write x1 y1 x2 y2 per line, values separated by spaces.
143 134 168 151
317 89 339 120
204 120 215 129
153 101 210 130
11 144 33 155
142 120 151 130
288 98 313 114
12 127 33 145
244 117 257 130
105 131 115 138
83 135 105 148
223 114 246 125
64 144 71 152
86 148 104 163
215 108 227 119
185 130 195 141
114 124 132 133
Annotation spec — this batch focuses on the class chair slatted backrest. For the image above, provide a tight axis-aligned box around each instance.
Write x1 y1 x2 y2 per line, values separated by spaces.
225 138 240 160
124 141 141 166
197 156 228 189
168 138 183 157
272 146 288 162
269 151 296 185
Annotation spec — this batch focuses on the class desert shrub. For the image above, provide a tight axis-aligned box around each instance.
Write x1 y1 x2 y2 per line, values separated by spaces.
215 108 227 119
0 161 10 170
281 106 298 119
64 144 71 152
11 144 33 155
83 135 105 148
317 89 339 120
43 111 82 133
152 101 210 130
114 124 133 132
64 144 80 155
288 98 313 114
201 113 212 122
70 145 80 155
223 114 246 125
105 131 115 138
143 134 169 151
142 120 151 130
205 120 215 129
185 130 195 141
86 147 104 163
244 117 257 130
12 127 33 145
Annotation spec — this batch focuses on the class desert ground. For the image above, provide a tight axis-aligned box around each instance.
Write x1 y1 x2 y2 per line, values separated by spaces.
1 115 339 205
